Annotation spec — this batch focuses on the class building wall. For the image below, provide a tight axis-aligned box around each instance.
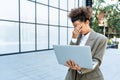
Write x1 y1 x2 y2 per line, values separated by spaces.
0 0 86 55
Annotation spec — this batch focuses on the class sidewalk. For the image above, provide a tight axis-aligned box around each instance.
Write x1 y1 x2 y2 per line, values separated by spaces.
0 49 120 80
101 49 120 80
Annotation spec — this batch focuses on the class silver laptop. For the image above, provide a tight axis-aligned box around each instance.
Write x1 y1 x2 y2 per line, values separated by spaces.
53 45 93 69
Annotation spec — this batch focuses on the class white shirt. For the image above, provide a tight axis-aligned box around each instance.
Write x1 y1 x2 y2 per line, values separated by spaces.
79 31 91 46
71 31 91 46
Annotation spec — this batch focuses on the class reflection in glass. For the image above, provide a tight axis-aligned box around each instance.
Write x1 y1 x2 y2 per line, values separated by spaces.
37 4 48 24
49 26 58 48
50 8 58 25
21 23 35 52
60 10 67 26
37 25 48 50
21 0 35 23
0 0 18 20
0 21 19 54
60 27 67 45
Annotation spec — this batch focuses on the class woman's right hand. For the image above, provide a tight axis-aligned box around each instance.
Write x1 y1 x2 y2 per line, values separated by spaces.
72 26 82 38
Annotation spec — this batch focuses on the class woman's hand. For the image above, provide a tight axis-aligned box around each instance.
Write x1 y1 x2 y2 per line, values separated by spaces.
72 26 82 38
66 60 81 70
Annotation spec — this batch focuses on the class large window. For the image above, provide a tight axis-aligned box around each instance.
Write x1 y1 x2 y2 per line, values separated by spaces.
60 10 67 26
60 27 67 45
37 4 48 24
20 0 35 23
49 7 58 25
0 0 84 55
37 25 48 50
49 0 58 7
49 26 58 48
0 0 18 21
60 0 67 10
0 21 19 54
21 23 35 52
37 0 48 5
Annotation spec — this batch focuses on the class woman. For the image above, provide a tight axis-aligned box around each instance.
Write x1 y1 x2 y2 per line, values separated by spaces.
65 6 107 80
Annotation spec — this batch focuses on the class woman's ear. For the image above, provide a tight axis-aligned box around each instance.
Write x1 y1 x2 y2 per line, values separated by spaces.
86 20 90 24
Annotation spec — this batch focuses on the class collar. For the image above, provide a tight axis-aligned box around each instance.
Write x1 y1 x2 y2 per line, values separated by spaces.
82 31 91 39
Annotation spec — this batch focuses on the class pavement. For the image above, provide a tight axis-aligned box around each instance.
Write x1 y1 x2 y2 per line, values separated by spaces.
0 48 120 80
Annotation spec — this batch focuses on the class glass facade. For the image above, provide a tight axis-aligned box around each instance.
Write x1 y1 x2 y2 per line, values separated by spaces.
0 0 85 55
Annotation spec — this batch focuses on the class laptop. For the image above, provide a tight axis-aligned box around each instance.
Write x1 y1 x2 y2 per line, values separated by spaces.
53 45 93 69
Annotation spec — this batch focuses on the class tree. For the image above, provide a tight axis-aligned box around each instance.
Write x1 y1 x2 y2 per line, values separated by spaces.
92 0 105 32
92 0 120 37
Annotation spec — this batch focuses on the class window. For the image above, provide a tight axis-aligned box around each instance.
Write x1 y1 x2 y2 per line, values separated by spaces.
21 23 35 51
49 26 58 48
49 7 58 25
60 0 67 10
37 25 48 50
37 4 48 24
49 0 58 8
68 18 73 27
68 28 73 44
37 0 48 5
0 0 18 21
0 0 81 55
68 0 75 11
0 21 19 54
60 27 67 45
20 0 35 23
60 10 67 26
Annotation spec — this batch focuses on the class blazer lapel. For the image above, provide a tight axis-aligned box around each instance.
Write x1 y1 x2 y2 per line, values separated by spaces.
85 29 96 55
76 34 82 45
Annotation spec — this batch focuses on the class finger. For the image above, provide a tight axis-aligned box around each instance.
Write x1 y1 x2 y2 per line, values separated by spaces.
76 26 81 30
76 25 82 29
66 60 70 66
66 61 72 68
71 65 78 70
78 26 82 32
66 60 72 67
65 63 70 67
69 60 72 66
75 64 81 70
70 60 77 69
73 28 79 34
71 66 78 70
71 60 75 67
74 26 82 34
75 26 81 31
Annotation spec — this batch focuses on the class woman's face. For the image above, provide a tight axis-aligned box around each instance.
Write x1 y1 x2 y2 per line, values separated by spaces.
72 20 90 35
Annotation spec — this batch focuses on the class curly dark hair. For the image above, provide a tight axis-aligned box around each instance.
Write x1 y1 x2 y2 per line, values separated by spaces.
68 6 92 22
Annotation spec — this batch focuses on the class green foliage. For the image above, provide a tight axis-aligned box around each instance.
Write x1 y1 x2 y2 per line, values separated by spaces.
92 0 120 33
105 6 120 32
92 19 99 32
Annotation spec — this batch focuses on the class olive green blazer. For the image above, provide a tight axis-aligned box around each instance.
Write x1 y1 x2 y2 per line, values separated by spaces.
65 29 107 80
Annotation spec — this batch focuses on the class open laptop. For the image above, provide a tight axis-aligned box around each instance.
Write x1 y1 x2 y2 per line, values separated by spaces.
53 45 93 69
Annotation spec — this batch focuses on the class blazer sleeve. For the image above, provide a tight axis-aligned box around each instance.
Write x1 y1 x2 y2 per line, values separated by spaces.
70 40 76 45
80 37 108 74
